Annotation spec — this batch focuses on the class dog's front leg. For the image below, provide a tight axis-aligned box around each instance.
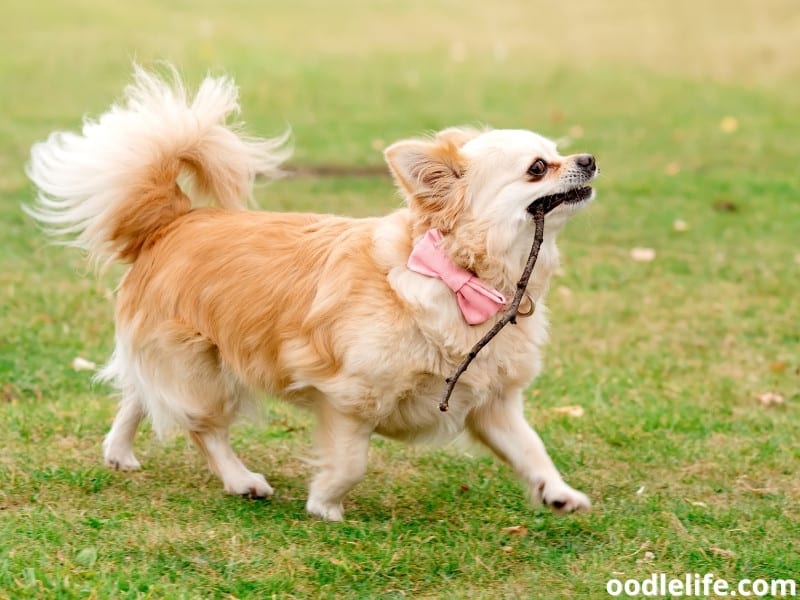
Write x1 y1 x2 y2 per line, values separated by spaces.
467 391 590 513
306 403 373 521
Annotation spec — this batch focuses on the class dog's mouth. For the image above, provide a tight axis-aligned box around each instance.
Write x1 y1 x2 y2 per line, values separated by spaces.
526 186 593 215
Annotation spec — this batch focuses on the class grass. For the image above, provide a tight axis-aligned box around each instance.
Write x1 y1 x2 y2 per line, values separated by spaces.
1 0 799 597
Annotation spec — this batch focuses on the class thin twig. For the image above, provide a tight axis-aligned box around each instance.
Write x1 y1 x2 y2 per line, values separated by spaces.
439 202 547 412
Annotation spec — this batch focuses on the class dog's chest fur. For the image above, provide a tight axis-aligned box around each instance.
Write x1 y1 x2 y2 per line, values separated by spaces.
338 243 551 441
368 309 548 442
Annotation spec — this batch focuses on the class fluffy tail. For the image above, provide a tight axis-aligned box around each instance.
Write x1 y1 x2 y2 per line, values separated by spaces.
26 64 291 267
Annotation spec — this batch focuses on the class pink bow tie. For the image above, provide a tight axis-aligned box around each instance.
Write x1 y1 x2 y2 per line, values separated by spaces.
407 229 507 325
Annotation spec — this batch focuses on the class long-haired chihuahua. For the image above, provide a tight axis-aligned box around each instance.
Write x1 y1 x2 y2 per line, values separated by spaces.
27 66 596 520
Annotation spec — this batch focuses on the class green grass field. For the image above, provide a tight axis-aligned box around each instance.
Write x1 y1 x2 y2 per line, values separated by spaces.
1 1 798 597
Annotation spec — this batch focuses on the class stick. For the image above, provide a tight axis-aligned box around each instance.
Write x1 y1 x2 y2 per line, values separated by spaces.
438 202 547 412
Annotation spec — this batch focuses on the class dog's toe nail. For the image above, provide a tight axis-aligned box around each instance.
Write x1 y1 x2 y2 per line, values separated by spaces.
247 486 271 500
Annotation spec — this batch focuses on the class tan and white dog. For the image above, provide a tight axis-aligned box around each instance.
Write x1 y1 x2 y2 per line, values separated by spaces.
27 66 597 520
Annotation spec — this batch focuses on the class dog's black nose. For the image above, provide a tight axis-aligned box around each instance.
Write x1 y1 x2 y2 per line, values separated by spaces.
576 154 596 173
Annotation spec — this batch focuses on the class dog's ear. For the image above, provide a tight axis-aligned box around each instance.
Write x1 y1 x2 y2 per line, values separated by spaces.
384 138 467 232
434 126 483 148
384 138 465 201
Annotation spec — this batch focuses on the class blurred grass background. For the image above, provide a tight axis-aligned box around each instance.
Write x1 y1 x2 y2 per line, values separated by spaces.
1 1 798 598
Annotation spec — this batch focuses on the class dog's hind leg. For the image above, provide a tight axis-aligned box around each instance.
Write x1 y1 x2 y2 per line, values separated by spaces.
189 427 274 498
144 322 273 498
110 320 272 497
99 338 146 471
103 389 145 471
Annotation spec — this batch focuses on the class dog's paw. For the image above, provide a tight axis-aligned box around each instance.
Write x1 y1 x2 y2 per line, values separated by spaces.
104 451 141 472
536 479 591 514
305 497 344 522
224 472 274 499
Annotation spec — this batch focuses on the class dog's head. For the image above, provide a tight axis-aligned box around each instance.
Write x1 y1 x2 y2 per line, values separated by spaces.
385 127 597 290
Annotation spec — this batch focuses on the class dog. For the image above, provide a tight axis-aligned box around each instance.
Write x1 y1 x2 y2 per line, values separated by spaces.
27 66 596 520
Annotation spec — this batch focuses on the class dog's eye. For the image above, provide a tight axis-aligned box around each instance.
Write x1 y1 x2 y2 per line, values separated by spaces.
527 159 548 179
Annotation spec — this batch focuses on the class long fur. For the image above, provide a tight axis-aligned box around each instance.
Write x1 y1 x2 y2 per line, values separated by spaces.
27 65 596 520
26 64 290 268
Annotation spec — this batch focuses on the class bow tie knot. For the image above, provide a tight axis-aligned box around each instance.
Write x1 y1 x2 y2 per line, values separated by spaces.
407 229 507 325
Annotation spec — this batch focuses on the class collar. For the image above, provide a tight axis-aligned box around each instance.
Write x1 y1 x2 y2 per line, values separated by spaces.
407 229 507 325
